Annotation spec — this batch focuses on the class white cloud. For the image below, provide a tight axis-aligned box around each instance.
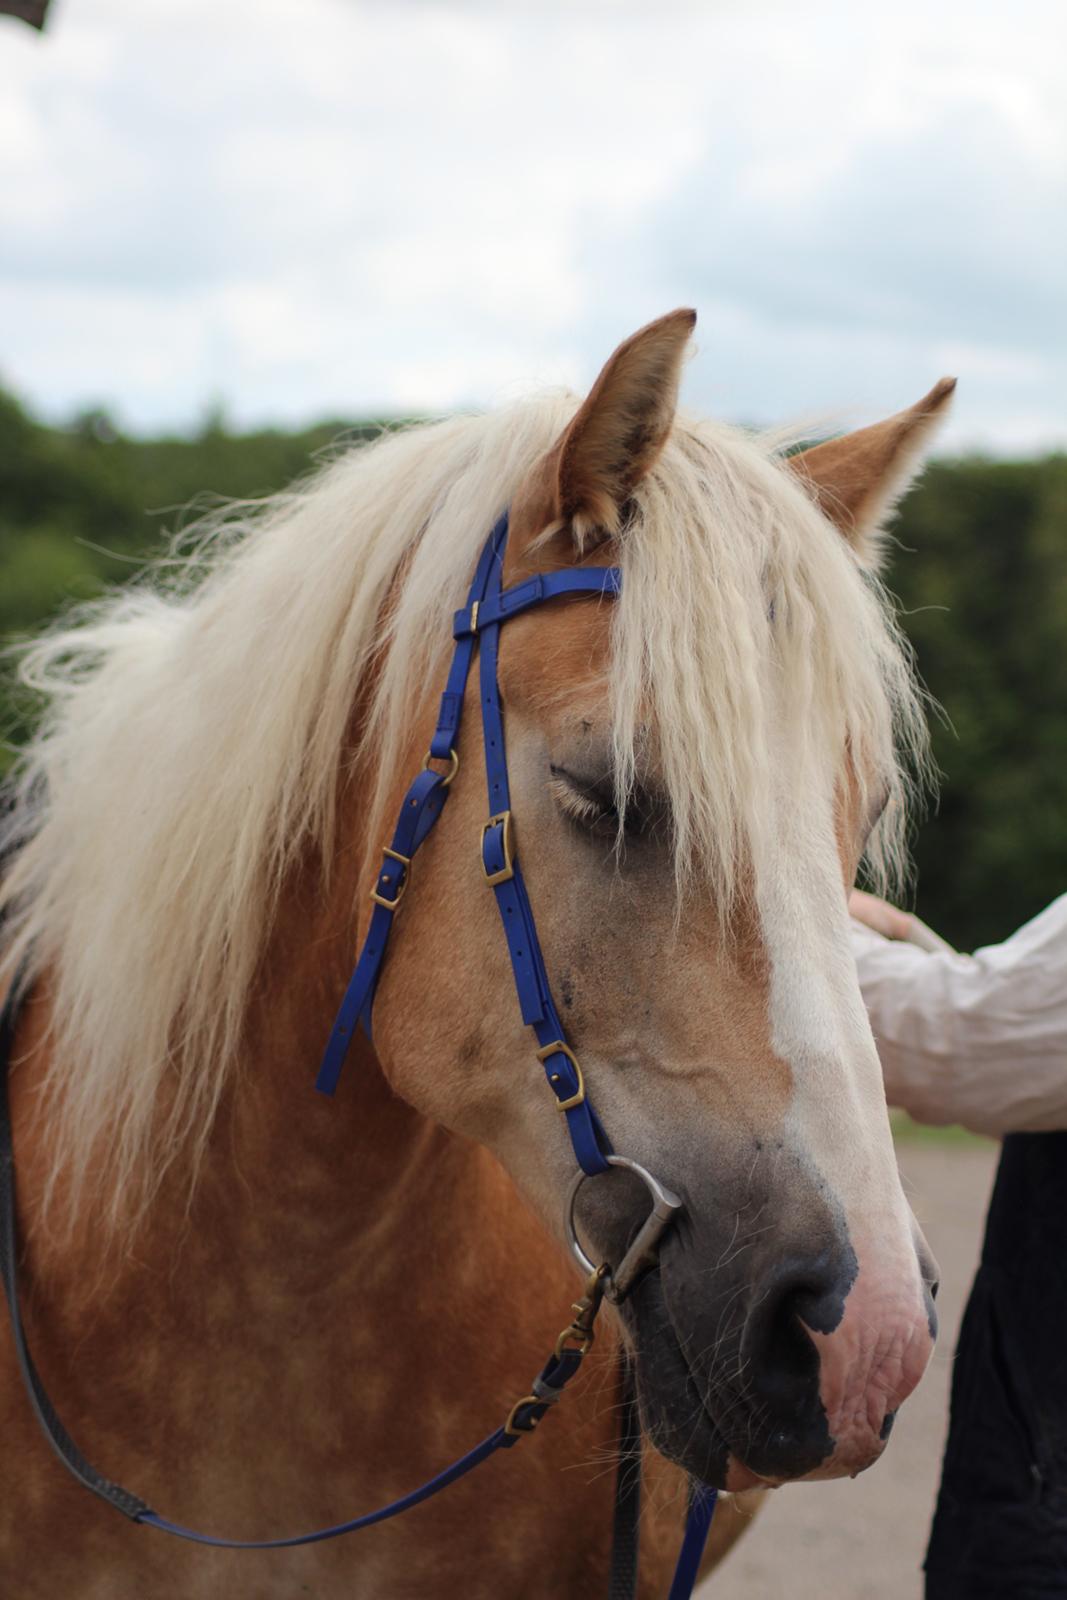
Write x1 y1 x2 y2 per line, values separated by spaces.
0 0 1063 449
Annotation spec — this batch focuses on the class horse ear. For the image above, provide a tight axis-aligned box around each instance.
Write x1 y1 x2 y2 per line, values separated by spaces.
552 308 696 547
788 379 956 568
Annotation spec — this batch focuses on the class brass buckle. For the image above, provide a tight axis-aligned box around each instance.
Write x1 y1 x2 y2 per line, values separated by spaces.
553 1264 610 1360
481 811 515 886
425 747 459 787
536 1040 585 1111
503 1393 542 1436
504 1265 608 1434
469 600 480 634
369 847 411 911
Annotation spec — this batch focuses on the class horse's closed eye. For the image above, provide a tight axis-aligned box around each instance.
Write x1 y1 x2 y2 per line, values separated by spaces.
549 765 665 841
549 767 617 832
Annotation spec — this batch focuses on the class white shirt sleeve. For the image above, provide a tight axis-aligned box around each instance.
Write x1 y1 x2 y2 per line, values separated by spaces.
852 893 1067 1136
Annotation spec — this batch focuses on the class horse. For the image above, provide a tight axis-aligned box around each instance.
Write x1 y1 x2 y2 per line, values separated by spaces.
0 309 953 1597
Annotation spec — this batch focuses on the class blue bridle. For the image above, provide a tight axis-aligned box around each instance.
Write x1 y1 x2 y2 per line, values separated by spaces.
0 511 716 1597
316 509 617 1178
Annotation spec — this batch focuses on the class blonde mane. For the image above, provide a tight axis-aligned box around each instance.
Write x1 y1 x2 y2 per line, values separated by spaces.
0 395 929 1235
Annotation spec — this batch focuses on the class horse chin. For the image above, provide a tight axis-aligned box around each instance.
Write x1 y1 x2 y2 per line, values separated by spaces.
622 1277 732 1489
622 1269 824 1492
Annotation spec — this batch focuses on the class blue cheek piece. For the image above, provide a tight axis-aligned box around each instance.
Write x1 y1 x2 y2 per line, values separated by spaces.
316 511 618 1180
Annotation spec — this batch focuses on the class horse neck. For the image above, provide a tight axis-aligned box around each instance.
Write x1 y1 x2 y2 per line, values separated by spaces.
5 833 631 1585
13 814 514 1317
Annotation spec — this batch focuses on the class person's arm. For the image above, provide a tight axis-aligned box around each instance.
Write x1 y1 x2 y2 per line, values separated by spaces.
851 892 1067 1136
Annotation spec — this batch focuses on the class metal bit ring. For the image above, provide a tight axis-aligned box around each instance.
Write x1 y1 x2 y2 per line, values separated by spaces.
565 1155 683 1305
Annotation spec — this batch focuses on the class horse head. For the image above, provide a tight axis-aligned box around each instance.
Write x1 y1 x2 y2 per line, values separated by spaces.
0 310 954 1535
367 311 950 1490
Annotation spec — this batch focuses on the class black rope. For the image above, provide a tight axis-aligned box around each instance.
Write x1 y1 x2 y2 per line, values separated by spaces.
608 1351 643 1600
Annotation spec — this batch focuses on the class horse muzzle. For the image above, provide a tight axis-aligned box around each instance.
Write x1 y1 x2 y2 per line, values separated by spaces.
627 1215 936 1488
564 1151 938 1489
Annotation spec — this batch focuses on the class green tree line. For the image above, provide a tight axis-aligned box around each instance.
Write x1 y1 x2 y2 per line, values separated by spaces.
2 387 1064 951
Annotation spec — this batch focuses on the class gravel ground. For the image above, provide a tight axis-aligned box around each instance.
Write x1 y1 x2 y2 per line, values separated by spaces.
702 1139 1000 1600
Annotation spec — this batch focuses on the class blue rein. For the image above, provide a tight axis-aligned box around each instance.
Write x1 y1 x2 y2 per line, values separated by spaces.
0 511 715 1596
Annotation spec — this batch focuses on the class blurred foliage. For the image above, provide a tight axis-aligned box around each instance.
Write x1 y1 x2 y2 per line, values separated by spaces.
889 454 1067 948
0 388 382 757
1 387 1064 950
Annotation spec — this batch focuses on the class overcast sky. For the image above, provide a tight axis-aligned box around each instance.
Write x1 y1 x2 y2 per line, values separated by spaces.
1 0 1064 450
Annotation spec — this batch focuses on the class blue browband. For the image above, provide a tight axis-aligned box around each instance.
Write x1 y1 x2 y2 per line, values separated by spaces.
0 511 715 1597
316 511 618 1178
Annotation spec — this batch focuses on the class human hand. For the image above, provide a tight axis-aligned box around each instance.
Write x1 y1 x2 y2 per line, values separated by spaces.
848 889 915 942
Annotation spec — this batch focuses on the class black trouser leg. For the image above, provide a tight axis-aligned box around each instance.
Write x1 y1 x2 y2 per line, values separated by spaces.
926 1133 1067 1598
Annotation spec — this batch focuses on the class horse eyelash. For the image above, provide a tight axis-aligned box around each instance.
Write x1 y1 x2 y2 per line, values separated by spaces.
548 771 614 827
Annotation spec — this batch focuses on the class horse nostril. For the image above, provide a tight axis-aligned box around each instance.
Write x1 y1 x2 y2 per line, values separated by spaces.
922 1278 940 1342
733 1251 868 1478
915 1234 940 1304
744 1256 847 1406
